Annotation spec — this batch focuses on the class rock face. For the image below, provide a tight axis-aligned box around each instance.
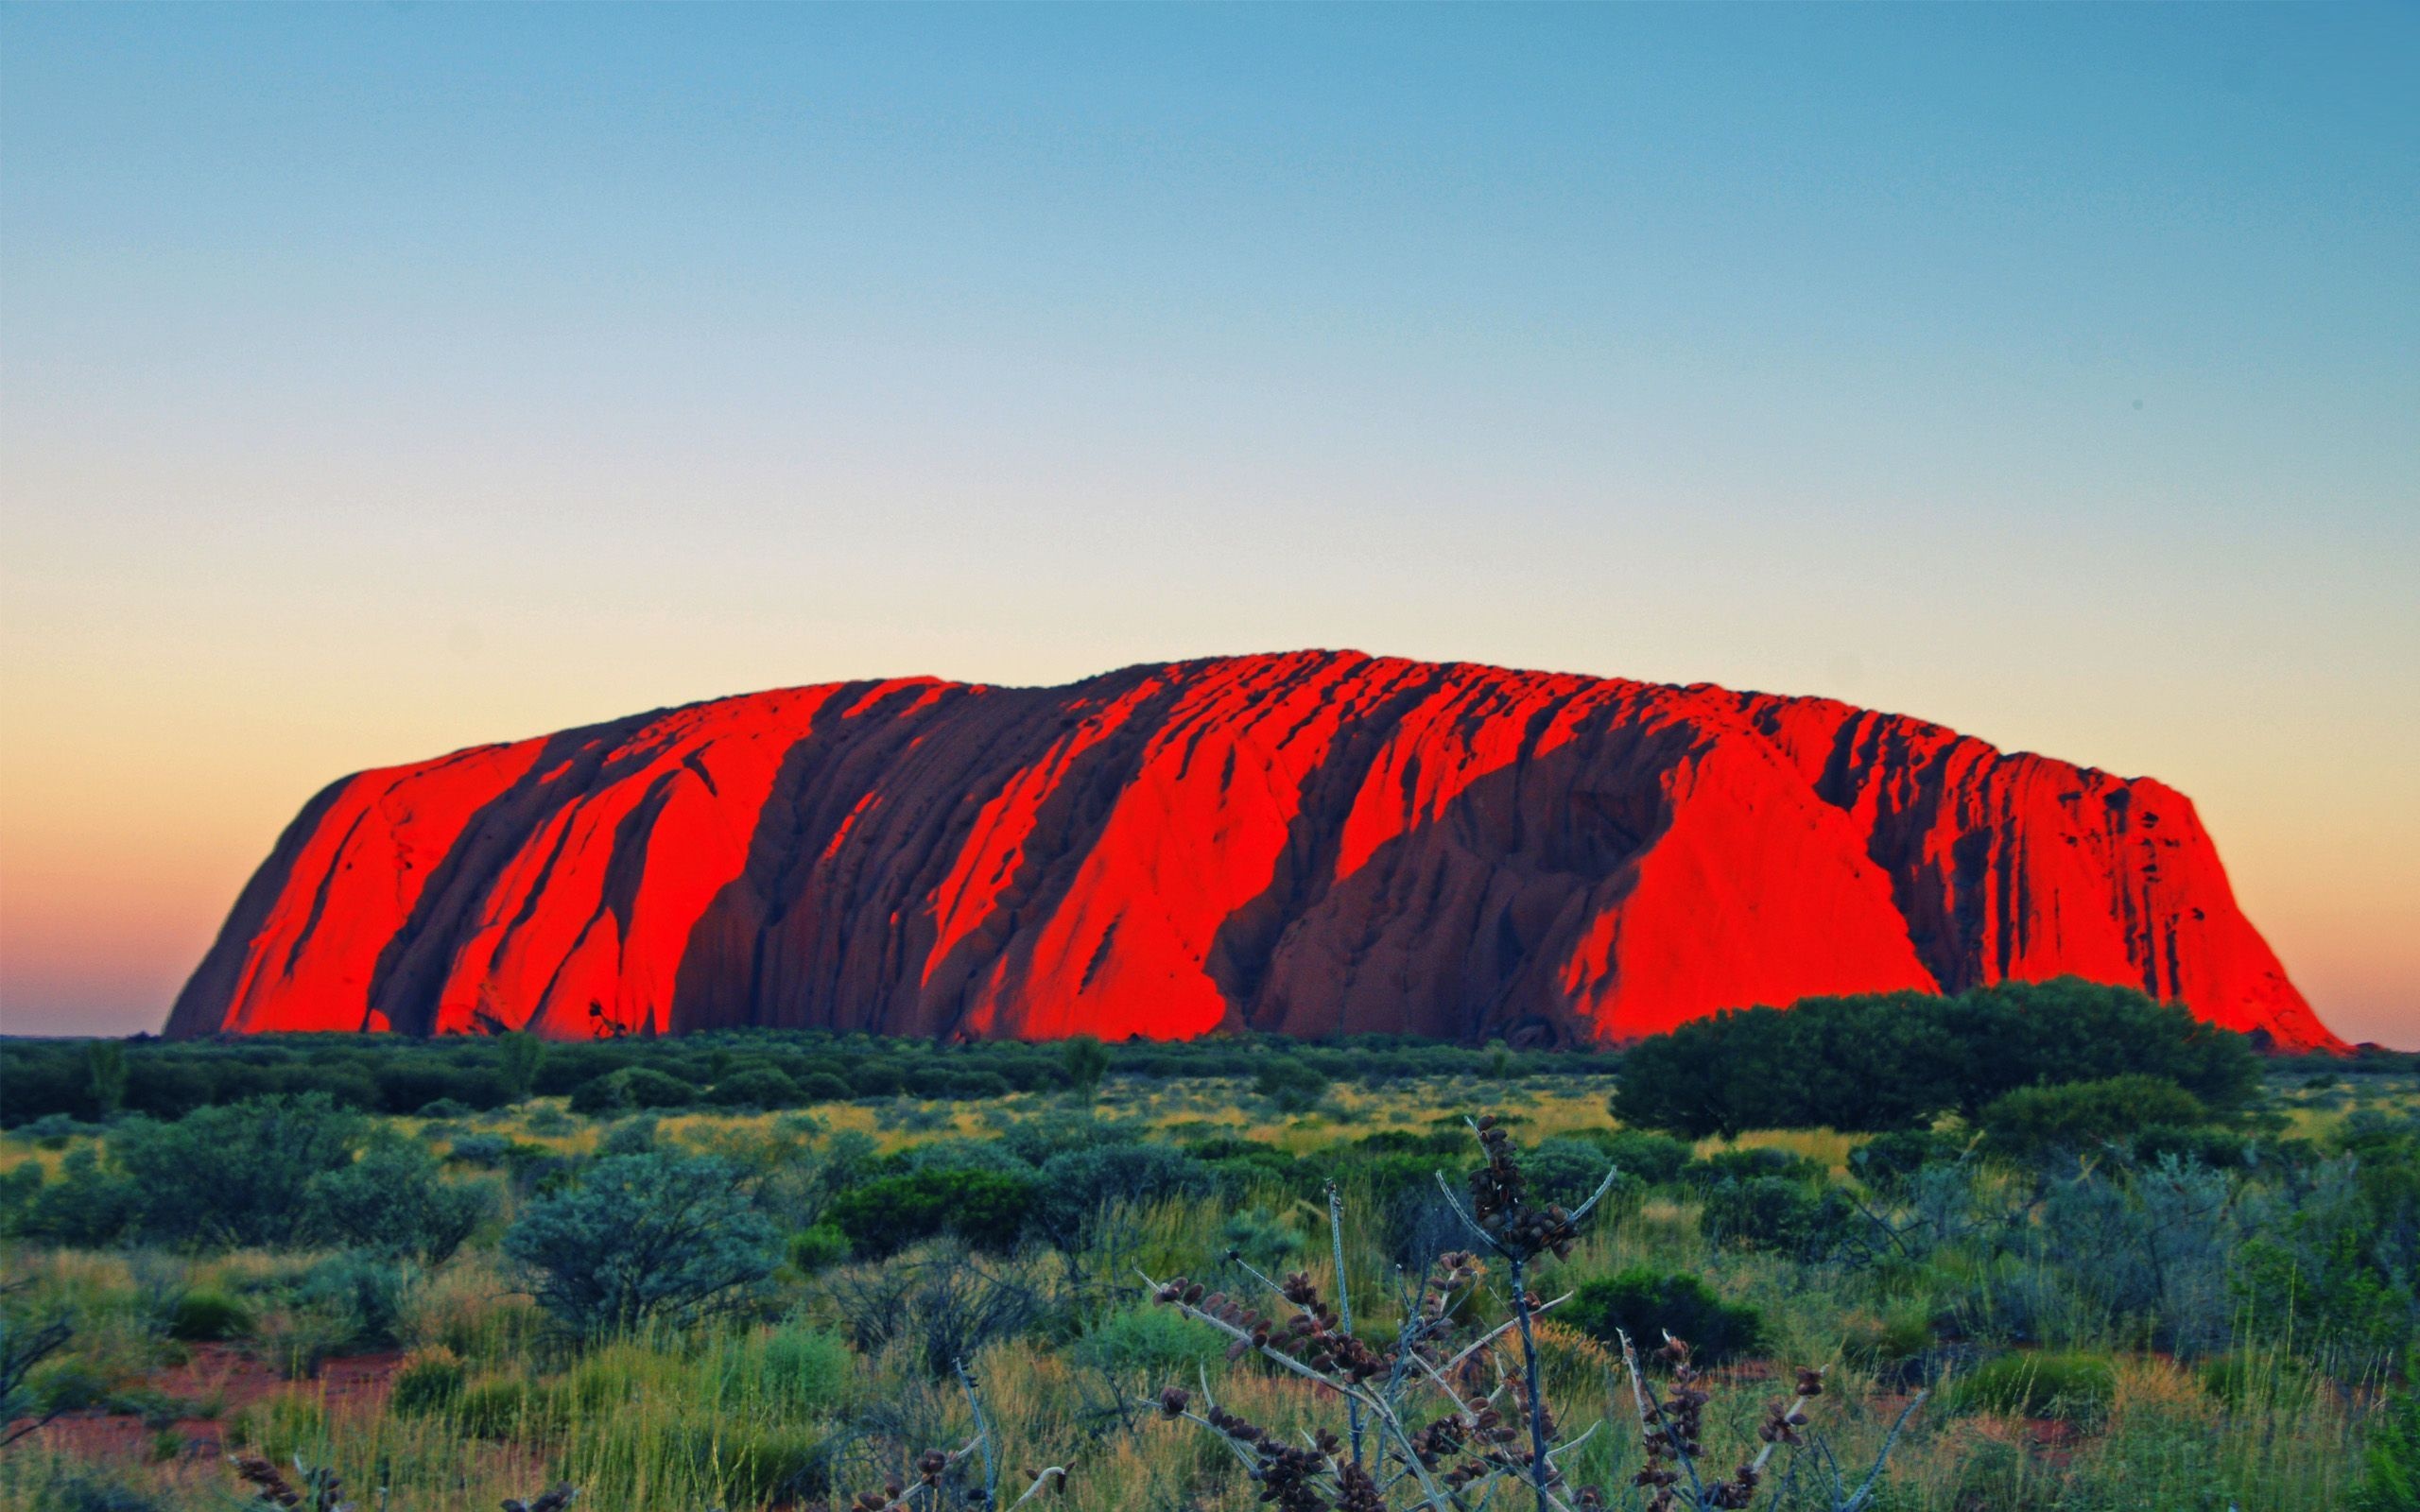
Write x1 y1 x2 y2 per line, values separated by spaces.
164 652 2341 1051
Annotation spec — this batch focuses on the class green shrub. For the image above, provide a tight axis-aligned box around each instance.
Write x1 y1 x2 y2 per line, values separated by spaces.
1219 1207 1303 1268
444 1133 514 1167
1564 1267 1763 1365
1841 1304 1937 1369
596 1116 661 1157
2356 1352 2420 1510
166 1289 253 1342
1849 1129 1961 1194
1063 1037 1111 1098
1522 1137 1624 1210
504 1152 781 1334
387 1347 466 1417
2197 1349 2308 1411
1596 1129 1694 1187
1698 1177 1855 1260
718 1323 854 1415
826 1168 1035 1256
708 1067 803 1108
13 1148 137 1246
1947 1349 2118 1421
1253 1057 1330 1112
1032 1143 1211 1248
665 1420 829 1506
794 1073 854 1104
19 1114 89 1149
1980 1075 2210 1161
454 1374 545 1439
568 1068 696 1116
223 1389 326 1459
28 1357 112 1414
307 1133 496 1263
257 1305 356 1381
296 1254 413 1350
2134 1123 2255 1170
1074 1303 1231 1376
785 1224 850 1272
112 1094 365 1248
14 1459 172 1512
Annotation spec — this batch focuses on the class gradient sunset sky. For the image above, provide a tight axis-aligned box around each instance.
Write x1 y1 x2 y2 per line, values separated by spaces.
2 6 2412 1043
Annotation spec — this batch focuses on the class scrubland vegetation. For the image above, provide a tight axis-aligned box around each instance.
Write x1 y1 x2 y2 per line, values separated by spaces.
4 981 2417 1511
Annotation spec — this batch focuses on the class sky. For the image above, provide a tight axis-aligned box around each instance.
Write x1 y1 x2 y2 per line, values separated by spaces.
1 5 2412 1043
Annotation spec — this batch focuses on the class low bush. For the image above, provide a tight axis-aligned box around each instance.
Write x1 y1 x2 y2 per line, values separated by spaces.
1850 1129 1962 1194
307 1134 496 1263
165 1290 253 1343
1253 1057 1329 1112
1683 1147 1827 1190
2197 1349 2308 1411
707 1067 803 1108
1074 1303 1230 1377
717 1323 853 1415
455 1374 547 1440
1979 1075 2208 1162
1699 1176 1856 1260
27 1357 112 1415
444 1133 514 1167
785 1224 850 1272
112 1094 366 1248
1522 1136 1624 1210
2356 1352 2420 1510
1947 1349 2118 1420
503 1152 781 1334
1563 1266 1764 1365
296 1254 414 1350
1840 1303 1938 1370
1032 1143 1211 1247
794 1072 854 1104
224 1389 326 1460
12 1149 137 1246
1595 1129 1695 1187
664 1419 829 1506
826 1168 1035 1256
568 1068 694 1116
388 1347 467 1417
13 1459 173 1512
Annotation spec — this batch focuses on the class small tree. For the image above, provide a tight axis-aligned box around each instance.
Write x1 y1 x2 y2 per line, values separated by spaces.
504 1152 780 1334
496 1031 546 1103
83 1041 128 1119
1062 1037 1112 1101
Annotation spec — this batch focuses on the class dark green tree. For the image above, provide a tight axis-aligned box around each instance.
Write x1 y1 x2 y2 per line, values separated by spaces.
495 1031 546 1102
83 1041 128 1119
1062 1036 1112 1100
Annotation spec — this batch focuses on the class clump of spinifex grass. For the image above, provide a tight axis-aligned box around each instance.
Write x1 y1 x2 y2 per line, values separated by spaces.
1140 1113 1922 1512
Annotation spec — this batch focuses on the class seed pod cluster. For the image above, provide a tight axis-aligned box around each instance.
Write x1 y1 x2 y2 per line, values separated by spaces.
1467 1115 1581 1260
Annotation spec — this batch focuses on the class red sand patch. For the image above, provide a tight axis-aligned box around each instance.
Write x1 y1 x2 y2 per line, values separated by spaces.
10 1344 406 1463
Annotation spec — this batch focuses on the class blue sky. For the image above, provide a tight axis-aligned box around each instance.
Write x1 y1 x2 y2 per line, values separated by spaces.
2 4 2414 1040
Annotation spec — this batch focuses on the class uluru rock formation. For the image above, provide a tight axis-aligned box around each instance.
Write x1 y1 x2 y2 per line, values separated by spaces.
164 651 2342 1051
